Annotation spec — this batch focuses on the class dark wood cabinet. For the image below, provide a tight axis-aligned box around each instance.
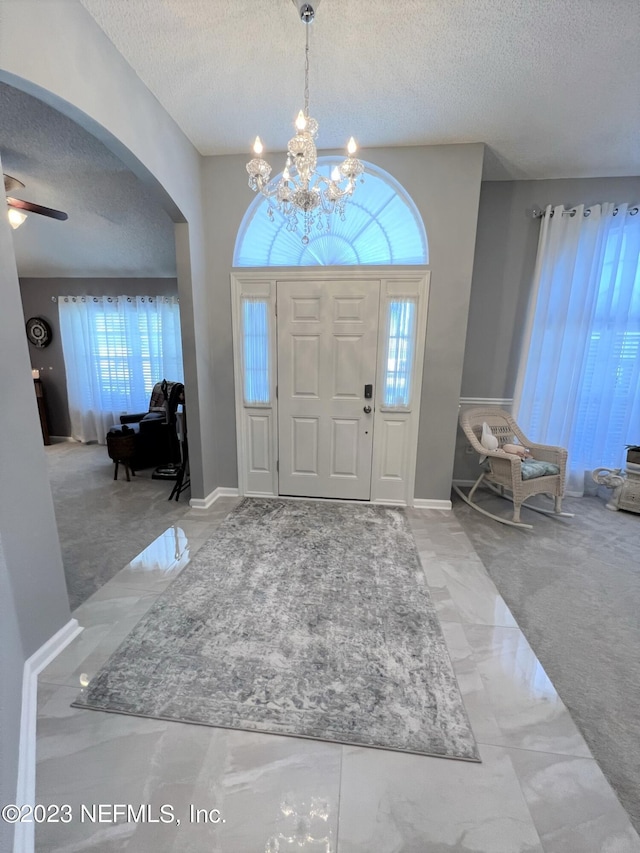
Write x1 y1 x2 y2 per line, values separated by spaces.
34 378 51 445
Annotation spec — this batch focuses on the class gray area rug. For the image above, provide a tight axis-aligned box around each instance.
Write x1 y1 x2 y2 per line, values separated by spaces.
453 490 640 833
74 498 479 760
46 442 190 609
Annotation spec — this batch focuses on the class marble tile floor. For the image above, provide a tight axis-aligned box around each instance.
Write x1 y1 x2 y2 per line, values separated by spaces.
45 442 195 609
35 500 640 852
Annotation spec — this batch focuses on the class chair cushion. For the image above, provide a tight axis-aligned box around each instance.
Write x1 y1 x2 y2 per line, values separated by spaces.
520 459 561 480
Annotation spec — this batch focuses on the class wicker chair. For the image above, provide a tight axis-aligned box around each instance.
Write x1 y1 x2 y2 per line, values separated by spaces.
454 407 573 529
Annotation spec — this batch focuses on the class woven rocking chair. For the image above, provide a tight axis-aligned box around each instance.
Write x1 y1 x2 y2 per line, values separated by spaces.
454 407 573 529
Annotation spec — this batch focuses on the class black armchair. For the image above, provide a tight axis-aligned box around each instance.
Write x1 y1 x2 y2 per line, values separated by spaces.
107 380 184 471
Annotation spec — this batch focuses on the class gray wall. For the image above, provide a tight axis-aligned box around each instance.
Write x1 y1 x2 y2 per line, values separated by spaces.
1 0 218 503
0 537 23 853
454 175 640 481
203 143 485 502
19 277 178 437
0 154 72 853
0 3 214 824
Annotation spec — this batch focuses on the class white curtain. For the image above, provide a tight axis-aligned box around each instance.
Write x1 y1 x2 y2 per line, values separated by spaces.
514 203 640 495
59 295 183 444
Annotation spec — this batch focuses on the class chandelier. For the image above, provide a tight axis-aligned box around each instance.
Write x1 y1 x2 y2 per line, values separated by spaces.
246 0 364 243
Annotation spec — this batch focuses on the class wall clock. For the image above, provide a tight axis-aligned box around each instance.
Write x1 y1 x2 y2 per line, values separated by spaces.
26 316 52 348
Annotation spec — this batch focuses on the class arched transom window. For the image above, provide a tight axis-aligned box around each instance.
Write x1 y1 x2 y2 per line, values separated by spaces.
234 158 428 267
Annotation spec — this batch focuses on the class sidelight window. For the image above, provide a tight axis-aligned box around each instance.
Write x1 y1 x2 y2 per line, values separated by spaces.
242 298 270 405
383 300 416 408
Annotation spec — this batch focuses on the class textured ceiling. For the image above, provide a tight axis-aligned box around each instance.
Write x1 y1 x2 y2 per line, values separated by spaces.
79 0 640 180
0 83 176 278
3 0 639 278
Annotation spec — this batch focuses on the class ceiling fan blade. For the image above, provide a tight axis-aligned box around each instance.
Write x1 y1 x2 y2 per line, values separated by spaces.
4 174 26 193
6 196 68 221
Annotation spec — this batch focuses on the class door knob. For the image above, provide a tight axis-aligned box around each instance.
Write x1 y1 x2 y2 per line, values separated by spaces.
363 405 372 414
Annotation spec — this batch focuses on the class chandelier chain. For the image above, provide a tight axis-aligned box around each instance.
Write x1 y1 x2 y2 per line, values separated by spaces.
304 21 310 117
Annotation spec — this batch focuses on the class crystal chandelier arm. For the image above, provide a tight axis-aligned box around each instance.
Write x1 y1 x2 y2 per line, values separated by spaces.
313 174 356 197
247 169 283 199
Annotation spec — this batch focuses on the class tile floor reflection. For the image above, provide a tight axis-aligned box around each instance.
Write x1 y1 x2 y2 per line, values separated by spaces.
36 499 640 852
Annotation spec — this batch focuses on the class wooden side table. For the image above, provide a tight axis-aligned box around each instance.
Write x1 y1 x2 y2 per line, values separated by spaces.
106 433 137 482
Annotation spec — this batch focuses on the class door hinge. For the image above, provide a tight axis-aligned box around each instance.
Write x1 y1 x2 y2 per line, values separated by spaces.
276 459 279 472
275 384 278 399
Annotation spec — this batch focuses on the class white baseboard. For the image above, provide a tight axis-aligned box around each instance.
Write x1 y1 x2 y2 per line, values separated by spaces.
14 619 82 853
413 498 452 510
48 436 75 444
452 479 477 487
189 486 240 510
192 491 453 510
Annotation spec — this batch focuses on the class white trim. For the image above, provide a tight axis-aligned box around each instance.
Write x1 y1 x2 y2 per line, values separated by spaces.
459 397 513 407
413 498 451 510
232 269 430 505
371 274 430 506
48 436 75 444
14 619 82 853
190 491 455 511
189 487 240 510
231 275 279 497
413 498 452 510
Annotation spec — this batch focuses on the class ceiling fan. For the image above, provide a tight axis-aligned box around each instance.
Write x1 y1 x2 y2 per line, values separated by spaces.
4 173 68 229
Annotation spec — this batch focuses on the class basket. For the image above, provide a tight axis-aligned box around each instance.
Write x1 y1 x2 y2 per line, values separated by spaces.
106 433 136 463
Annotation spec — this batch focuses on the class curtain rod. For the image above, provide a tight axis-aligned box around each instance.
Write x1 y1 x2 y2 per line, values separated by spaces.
529 204 639 219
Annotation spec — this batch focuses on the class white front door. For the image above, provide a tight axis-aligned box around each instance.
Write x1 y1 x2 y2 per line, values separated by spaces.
277 279 380 499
